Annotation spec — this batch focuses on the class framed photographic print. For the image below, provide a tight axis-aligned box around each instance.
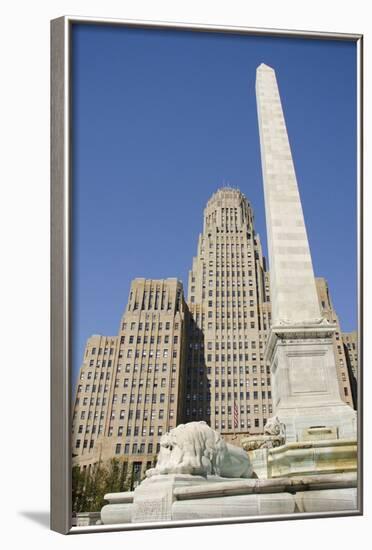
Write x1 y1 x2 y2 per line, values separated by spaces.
51 16 363 534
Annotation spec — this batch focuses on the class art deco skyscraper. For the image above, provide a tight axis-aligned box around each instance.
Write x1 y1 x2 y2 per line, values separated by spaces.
185 187 273 441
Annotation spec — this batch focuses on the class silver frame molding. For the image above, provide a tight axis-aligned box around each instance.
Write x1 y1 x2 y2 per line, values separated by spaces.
50 15 363 535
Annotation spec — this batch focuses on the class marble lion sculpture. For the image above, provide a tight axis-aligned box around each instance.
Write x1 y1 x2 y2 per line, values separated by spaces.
146 421 253 478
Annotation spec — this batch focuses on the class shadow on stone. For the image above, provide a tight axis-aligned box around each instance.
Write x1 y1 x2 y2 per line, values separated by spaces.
19 511 50 529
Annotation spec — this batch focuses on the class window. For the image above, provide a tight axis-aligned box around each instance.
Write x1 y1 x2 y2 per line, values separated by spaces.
115 444 121 454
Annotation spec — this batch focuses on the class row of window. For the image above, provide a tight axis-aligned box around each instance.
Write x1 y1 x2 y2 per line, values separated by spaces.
80 377 175 394
187 365 270 375
198 231 254 242
111 408 174 421
123 321 178 331
202 268 255 277
76 424 103 434
118 363 177 373
201 247 253 256
76 384 109 395
185 390 272 401
204 304 256 315
192 290 256 301
196 340 260 350
204 353 260 362
75 406 176 427
111 425 165 437
345 342 357 350
114 442 160 455
77 391 176 417
80 370 111 381
187 354 241 364
206 378 270 387
121 378 176 389
214 418 262 429
121 335 178 345
88 346 115 357
121 393 176 404
125 349 177 359
87 359 113 368
195 278 255 287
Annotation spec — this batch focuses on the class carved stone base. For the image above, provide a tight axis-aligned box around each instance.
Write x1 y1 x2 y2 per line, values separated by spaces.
241 434 284 451
100 472 358 525
268 439 357 478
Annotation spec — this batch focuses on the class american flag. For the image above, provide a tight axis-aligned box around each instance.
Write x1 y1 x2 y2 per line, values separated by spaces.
233 401 239 429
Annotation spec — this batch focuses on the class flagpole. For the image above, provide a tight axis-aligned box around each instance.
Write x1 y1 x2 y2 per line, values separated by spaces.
232 400 238 440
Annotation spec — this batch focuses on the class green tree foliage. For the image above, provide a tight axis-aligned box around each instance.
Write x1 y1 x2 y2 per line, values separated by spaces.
72 459 134 513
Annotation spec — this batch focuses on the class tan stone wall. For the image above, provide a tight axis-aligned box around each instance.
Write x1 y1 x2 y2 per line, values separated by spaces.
315 278 356 408
72 278 188 480
342 331 358 381
72 335 118 461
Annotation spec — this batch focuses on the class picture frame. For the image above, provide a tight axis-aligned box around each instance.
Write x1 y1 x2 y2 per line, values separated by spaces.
51 15 363 534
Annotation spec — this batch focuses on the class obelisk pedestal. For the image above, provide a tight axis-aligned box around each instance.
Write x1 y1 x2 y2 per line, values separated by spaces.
264 323 357 442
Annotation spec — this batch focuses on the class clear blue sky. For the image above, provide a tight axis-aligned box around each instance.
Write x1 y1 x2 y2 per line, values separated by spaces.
72 24 357 384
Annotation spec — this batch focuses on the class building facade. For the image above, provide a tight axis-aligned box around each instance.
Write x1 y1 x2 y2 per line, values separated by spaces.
315 278 356 408
185 188 272 442
72 335 118 460
71 189 357 482
342 331 358 381
72 278 188 485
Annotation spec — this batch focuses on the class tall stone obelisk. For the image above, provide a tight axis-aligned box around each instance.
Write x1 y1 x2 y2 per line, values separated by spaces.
256 64 356 442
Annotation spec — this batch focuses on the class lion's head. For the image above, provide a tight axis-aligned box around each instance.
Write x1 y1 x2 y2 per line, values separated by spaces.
264 416 281 436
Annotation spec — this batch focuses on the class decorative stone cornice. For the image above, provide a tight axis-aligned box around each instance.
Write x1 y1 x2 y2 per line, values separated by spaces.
264 321 337 364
